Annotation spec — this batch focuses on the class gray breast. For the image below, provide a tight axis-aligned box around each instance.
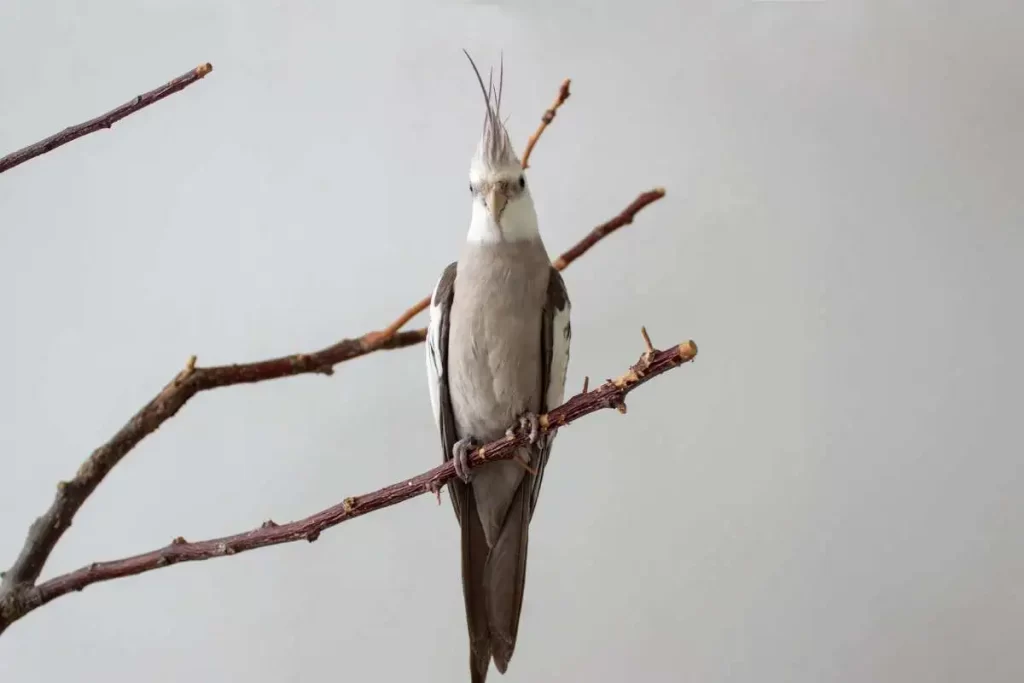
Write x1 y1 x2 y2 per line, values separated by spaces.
447 239 551 441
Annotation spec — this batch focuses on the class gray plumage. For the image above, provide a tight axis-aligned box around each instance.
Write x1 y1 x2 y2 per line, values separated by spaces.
429 247 569 682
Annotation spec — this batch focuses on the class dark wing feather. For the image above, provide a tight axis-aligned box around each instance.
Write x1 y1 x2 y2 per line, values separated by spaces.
426 262 465 520
529 267 571 518
426 262 493 680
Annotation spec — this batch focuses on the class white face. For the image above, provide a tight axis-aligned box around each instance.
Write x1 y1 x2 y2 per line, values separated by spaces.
467 161 539 244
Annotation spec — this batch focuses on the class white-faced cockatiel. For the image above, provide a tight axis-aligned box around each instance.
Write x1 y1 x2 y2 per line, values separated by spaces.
425 52 571 682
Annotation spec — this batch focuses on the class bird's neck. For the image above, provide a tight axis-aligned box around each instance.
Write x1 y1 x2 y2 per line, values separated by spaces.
466 196 540 245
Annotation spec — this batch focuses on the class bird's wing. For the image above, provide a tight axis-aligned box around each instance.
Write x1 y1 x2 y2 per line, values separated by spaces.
427 261 493 680
426 261 467 521
529 267 571 517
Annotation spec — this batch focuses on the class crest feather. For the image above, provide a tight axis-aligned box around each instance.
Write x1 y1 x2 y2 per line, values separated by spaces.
463 49 519 170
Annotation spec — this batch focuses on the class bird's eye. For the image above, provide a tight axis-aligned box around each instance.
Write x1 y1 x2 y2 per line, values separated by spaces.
518 176 526 189
469 183 474 194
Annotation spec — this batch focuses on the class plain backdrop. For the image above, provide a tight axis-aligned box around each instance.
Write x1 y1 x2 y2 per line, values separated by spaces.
2 1 1022 681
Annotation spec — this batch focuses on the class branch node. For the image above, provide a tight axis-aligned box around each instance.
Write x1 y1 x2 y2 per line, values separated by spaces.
428 480 444 505
155 556 169 568
342 497 356 513
581 376 590 394
170 536 187 546
306 531 320 543
260 519 278 529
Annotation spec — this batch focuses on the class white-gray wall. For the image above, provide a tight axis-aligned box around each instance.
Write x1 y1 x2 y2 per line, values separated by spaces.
2 1 1022 681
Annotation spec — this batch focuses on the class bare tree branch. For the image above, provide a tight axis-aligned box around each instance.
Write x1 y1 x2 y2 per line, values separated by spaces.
553 188 667 270
0 63 213 175
520 77 571 170
0 338 697 633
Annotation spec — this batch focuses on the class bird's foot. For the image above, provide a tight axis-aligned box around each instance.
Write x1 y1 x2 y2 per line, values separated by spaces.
452 437 479 483
505 411 542 446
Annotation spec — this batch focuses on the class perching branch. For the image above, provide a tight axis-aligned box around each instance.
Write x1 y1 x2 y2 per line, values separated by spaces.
0 336 697 632
0 63 213 175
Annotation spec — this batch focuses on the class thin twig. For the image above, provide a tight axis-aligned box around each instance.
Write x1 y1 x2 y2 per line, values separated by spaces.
0 63 213 175
641 326 655 354
0 338 696 633
553 188 667 270
520 78 571 170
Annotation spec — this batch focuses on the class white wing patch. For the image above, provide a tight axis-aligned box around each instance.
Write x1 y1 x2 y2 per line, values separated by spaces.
425 275 446 429
545 300 571 412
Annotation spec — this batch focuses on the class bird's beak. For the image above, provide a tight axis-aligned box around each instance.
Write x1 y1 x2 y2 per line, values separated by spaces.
486 186 508 221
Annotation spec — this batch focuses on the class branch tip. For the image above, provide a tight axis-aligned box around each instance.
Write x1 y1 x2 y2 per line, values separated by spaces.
640 326 655 354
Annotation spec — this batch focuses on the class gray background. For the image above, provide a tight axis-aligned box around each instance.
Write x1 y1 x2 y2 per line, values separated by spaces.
2 1 1022 681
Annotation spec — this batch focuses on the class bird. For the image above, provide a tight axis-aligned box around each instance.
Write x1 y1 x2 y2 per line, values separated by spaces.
425 51 571 682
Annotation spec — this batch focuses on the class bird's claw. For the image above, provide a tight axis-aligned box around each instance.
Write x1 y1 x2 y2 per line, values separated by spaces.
452 437 479 483
506 411 541 445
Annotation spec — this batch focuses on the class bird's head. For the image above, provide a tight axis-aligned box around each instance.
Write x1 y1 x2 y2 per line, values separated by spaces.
463 51 539 244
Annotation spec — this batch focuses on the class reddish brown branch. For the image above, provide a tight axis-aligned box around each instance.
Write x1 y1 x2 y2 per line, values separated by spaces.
0 338 696 633
0 63 213 175
520 78 571 170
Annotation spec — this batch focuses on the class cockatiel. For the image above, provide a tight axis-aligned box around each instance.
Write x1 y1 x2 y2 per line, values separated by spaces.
425 52 571 682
